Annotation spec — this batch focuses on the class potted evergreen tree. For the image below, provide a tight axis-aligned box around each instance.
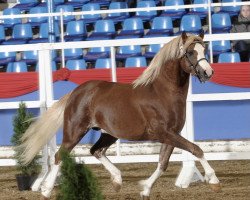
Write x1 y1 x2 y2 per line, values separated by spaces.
57 149 103 200
11 102 40 191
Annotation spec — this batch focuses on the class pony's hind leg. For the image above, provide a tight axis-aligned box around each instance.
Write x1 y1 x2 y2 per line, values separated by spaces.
90 133 122 192
41 121 91 199
139 144 174 199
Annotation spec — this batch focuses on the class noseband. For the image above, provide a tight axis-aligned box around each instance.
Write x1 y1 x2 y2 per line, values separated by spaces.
183 41 208 75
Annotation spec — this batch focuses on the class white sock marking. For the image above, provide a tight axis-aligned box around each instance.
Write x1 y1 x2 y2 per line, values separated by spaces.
140 164 163 197
199 156 219 184
41 164 60 198
98 156 122 185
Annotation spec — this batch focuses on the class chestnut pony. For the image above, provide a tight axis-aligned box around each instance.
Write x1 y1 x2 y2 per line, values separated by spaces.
19 32 221 199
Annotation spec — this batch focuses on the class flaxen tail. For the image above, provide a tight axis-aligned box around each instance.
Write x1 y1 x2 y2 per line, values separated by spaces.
18 93 71 165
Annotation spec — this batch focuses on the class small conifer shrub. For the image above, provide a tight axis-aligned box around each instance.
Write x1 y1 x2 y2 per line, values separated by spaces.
57 149 103 200
11 102 40 176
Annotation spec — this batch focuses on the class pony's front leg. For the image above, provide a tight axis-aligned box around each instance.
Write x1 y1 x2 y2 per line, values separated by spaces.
139 144 174 199
40 163 61 199
163 133 221 192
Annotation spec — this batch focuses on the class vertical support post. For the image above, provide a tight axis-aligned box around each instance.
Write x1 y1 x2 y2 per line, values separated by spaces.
110 46 117 82
60 9 65 69
110 46 121 156
43 49 56 168
47 0 57 69
31 48 52 191
208 0 213 63
47 0 55 43
175 77 204 188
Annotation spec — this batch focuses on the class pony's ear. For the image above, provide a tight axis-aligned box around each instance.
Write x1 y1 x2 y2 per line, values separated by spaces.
199 30 204 39
181 31 188 44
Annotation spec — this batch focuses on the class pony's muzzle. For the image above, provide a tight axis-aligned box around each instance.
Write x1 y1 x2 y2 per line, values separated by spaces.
197 68 213 82
204 69 214 79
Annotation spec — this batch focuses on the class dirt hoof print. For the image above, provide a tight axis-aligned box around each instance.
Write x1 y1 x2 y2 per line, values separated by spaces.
210 183 222 192
112 181 122 192
142 195 150 200
40 195 49 200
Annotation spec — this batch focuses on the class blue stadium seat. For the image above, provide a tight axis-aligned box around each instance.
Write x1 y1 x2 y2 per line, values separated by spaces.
2 24 33 45
64 20 87 42
28 6 48 27
7 62 28 73
212 13 232 33
56 48 83 62
29 22 60 43
55 5 75 23
95 58 111 69
125 56 147 68
134 1 157 22
144 16 173 38
19 50 57 65
87 20 116 40
115 18 144 39
220 0 241 17
80 3 102 25
0 52 16 66
90 0 111 8
144 43 164 58
105 2 129 23
63 0 90 9
210 40 231 56
0 25 5 44
39 0 64 7
180 15 202 34
116 45 142 60
188 0 209 19
218 52 241 63
66 59 87 70
161 0 186 20
20 50 38 65
83 47 110 61
36 61 57 71
141 0 161 6
1 8 22 28
13 0 39 12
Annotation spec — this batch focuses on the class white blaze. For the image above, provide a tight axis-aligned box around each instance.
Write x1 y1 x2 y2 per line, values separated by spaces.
194 43 213 77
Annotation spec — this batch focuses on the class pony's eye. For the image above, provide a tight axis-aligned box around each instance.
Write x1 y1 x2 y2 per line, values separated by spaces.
188 51 194 55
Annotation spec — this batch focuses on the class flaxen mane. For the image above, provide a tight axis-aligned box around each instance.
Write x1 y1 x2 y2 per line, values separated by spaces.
133 34 203 87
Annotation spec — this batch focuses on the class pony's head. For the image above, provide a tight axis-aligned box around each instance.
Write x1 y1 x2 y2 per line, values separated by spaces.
180 32 214 83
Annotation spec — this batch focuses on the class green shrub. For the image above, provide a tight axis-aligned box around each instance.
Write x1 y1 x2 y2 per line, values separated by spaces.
57 149 103 200
11 102 40 175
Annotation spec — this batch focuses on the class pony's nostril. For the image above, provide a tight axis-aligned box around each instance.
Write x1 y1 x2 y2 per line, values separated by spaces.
204 70 208 78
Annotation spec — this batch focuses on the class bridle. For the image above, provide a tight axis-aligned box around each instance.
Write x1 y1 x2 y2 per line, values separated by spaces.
183 41 208 75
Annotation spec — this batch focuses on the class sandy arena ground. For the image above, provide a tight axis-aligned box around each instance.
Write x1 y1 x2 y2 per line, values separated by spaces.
0 160 249 200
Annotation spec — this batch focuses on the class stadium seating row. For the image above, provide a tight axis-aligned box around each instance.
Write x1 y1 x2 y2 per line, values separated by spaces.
0 40 241 68
4 51 242 72
5 57 146 72
13 0 111 11
11 0 242 17
0 12 233 45
1 0 238 25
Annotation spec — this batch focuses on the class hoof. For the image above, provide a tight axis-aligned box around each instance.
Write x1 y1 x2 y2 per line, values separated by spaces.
142 195 150 200
210 183 222 192
112 181 122 192
40 195 49 200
